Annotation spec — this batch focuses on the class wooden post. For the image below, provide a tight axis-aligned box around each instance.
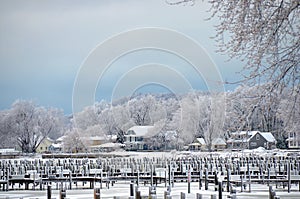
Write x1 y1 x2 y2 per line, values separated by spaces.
137 169 139 187
199 170 202 190
288 163 291 193
130 183 134 197
267 168 270 186
69 171 72 190
205 168 208 190
196 193 202 199
269 186 276 199
218 181 222 199
151 164 153 187
187 165 191 194
240 175 243 192
214 171 218 191
180 192 185 199
94 188 101 199
100 170 103 189
247 160 251 193
136 189 141 199
168 163 171 187
47 185 51 199
226 168 230 192
60 187 66 199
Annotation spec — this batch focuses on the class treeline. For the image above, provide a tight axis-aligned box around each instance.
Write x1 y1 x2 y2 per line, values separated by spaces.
0 84 299 152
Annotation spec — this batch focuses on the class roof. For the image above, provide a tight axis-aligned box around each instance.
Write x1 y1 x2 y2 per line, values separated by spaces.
231 131 276 141
56 135 67 142
247 131 276 143
212 138 226 145
231 131 258 136
126 126 154 137
189 143 201 146
196 138 206 145
84 136 106 141
260 132 276 143
100 142 120 148
50 143 62 148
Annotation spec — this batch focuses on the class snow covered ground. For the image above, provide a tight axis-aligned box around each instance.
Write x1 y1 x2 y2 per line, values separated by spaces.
1 181 300 199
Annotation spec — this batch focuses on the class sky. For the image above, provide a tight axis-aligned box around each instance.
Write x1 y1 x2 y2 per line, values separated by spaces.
0 0 243 114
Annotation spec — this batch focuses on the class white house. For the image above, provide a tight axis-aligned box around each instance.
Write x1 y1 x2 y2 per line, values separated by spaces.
124 126 155 151
287 132 300 149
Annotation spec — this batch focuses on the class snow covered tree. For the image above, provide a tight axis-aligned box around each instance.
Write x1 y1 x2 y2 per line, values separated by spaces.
63 129 86 153
0 110 16 148
128 95 156 126
2 100 65 153
111 105 134 143
169 0 300 123
170 0 299 88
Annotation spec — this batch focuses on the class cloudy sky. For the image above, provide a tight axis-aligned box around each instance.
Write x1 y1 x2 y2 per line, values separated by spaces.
0 0 243 114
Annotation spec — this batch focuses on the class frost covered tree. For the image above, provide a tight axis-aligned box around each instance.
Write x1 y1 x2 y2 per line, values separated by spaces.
169 0 299 85
0 110 15 148
169 0 300 120
111 105 135 143
63 129 86 153
0 100 65 153
128 95 156 126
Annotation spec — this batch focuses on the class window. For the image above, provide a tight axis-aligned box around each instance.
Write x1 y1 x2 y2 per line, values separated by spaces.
256 134 260 140
250 142 257 147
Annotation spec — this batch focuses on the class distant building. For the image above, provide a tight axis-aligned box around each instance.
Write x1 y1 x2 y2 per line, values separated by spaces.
49 135 66 153
124 126 155 151
189 138 206 151
81 136 108 152
227 131 276 150
287 132 300 149
211 138 227 151
189 137 226 151
36 137 54 153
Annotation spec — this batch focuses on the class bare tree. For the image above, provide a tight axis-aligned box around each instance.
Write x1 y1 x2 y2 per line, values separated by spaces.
4 100 65 153
168 0 300 118
209 0 299 90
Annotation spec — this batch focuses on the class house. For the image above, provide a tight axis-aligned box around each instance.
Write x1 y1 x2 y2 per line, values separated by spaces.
287 132 300 149
48 135 66 153
124 126 155 151
82 136 108 152
189 137 226 151
227 131 276 150
99 142 122 152
211 138 227 151
36 137 54 153
189 138 206 151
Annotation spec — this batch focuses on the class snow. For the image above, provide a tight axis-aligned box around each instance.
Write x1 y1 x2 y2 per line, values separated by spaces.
126 126 154 137
196 138 206 145
260 132 277 142
1 181 300 199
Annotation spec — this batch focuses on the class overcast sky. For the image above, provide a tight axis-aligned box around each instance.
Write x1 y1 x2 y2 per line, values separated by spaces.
0 0 243 114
